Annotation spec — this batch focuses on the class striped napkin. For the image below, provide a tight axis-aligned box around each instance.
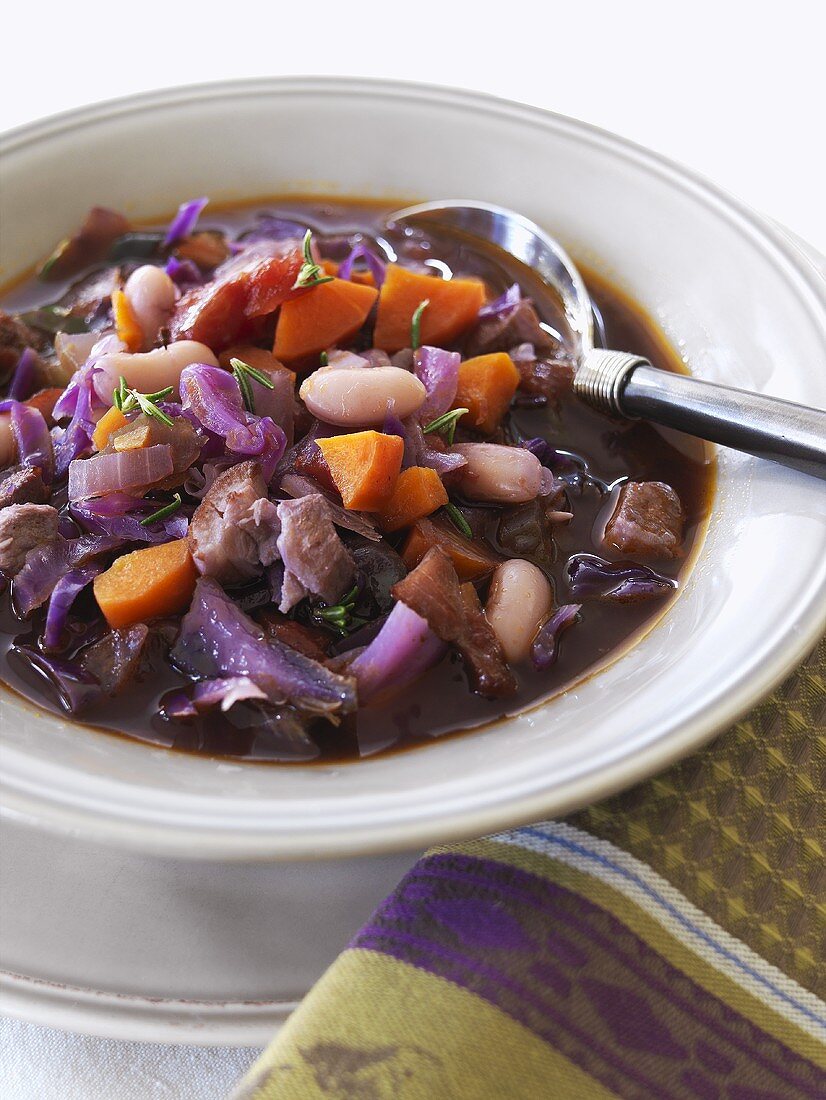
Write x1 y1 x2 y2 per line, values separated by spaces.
232 639 825 1099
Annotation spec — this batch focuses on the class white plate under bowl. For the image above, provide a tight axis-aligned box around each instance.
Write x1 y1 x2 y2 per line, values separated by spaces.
1 79 825 867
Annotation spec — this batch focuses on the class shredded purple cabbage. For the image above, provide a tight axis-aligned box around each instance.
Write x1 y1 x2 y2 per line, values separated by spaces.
43 566 102 650
383 413 467 476
566 554 676 602
164 255 204 288
530 604 581 670
13 534 122 616
171 577 357 716
179 363 286 480
52 360 108 477
349 601 446 703
11 646 102 713
8 348 39 401
71 493 189 544
163 197 208 248
337 242 387 287
414 346 460 421
479 283 521 319
0 400 54 483
162 676 267 718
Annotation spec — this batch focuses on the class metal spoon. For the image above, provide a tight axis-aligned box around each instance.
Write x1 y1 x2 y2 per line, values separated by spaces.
390 200 826 480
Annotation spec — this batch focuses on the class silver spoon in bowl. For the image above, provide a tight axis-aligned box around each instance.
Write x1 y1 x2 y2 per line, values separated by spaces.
389 200 826 480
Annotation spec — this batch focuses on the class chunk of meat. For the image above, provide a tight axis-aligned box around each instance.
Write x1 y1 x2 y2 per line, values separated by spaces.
175 231 230 269
604 481 685 559
80 623 150 695
255 608 330 662
188 461 272 584
513 353 576 405
105 413 202 491
0 504 60 575
60 267 120 321
0 311 48 382
169 248 304 349
391 547 517 698
39 207 131 282
0 465 49 509
464 299 559 358
276 495 355 613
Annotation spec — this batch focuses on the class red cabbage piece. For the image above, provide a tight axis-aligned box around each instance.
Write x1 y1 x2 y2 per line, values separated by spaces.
8 348 39 401
13 534 122 616
337 243 387 287
10 646 102 713
71 493 189 544
566 554 676 602
530 604 581 670
165 256 204 288
43 566 102 651
240 215 307 244
414 346 460 421
383 413 467 476
179 363 286 481
0 400 54 484
163 197 208 248
52 353 114 477
479 283 521 318
162 676 267 718
348 600 446 703
171 577 357 717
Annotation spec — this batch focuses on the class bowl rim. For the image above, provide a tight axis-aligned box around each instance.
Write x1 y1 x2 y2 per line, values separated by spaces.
2 76 825 861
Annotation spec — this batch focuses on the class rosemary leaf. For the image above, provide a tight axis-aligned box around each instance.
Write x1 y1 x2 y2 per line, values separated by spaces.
410 298 430 350
139 493 183 527
444 503 473 539
422 407 468 445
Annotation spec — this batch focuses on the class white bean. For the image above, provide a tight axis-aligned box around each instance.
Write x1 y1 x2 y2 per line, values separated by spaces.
124 265 177 348
452 443 542 503
299 365 426 427
485 559 553 664
93 341 218 404
0 414 16 469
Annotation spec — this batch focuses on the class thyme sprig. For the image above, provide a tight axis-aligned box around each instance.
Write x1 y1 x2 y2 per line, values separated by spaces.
112 377 175 427
292 230 335 290
410 298 429 350
229 357 275 413
422 407 468 446
140 493 183 527
312 585 367 636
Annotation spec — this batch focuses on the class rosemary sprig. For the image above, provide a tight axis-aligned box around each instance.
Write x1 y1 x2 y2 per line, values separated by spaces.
410 298 429 350
311 585 366 636
444 503 473 539
139 493 183 527
292 230 335 290
229 357 275 413
112 377 175 426
422 407 468 446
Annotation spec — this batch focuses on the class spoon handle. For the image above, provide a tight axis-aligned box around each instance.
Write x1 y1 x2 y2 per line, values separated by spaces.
574 350 826 479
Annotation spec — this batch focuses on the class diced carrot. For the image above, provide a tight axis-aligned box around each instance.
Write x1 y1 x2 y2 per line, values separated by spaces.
373 265 486 352
453 352 520 434
92 405 128 451
376 466 448 532
112 289 143 352
321 259 375 287
25 387 65 426
273 278 378 369
316 431 404 510
321 259 339 276
401 517 499 581
93 540 197 629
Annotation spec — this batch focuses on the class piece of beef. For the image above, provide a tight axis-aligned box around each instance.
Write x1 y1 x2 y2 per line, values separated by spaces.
255 608 331 662
0 312 48 382
39 207 131 282
513 353 576 405
0 465 49 509
0 504 60 575
391 547 517 698
188 461 272 584
81 623 150 695
60 266 120 322
603 481 685 560
464 299 559 358
174 231 231 269
276 495 355 613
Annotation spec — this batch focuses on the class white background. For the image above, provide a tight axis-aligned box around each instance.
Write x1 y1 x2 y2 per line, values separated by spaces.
1 2 823 1097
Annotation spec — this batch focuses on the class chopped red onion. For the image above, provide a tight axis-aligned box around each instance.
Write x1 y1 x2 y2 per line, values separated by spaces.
530 604 581 670
337 242 387 287
68 445 174 501
349 601 446 703
414 346 460 421
163 197 208 248
43 566 101 651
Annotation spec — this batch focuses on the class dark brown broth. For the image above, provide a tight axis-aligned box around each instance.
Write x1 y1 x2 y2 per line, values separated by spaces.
0 198 714 763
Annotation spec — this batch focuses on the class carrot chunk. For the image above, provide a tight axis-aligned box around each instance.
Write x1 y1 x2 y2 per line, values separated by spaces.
93 539 197 629
454 352 520 434
376 466 448 532
401 517 499 581
373 265 486 352
316 431 403 511
273 278 378 368
112 289 143 352
92 405 128 451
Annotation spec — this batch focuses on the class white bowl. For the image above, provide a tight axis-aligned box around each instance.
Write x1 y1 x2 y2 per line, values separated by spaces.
1 78 825 861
